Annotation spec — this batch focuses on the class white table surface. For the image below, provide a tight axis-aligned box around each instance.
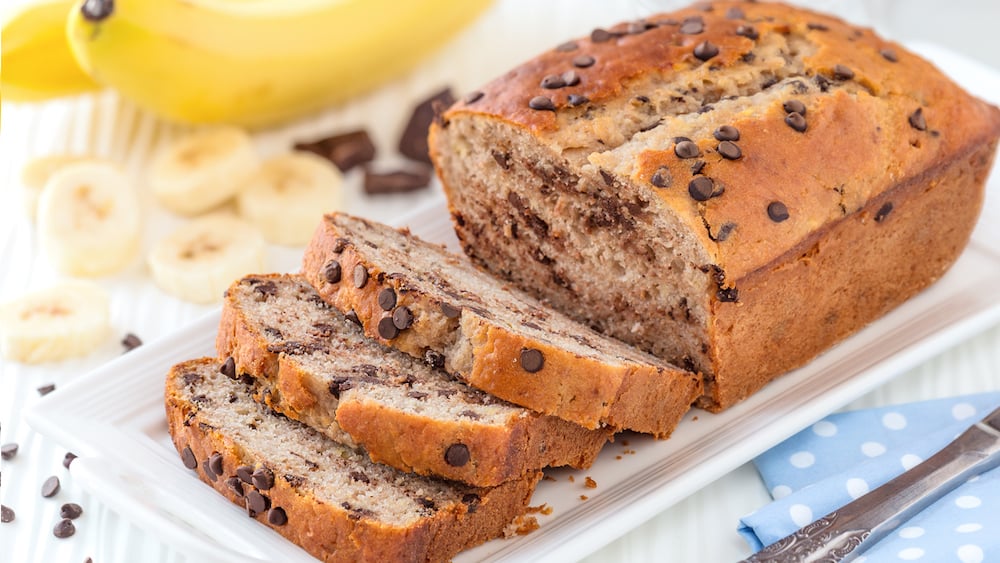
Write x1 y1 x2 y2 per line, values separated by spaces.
2 1 1000 562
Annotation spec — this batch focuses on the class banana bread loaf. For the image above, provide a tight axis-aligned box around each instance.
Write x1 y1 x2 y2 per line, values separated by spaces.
302 212 702 437
165 358 540 563
216 274 609 486
429 1 1000 410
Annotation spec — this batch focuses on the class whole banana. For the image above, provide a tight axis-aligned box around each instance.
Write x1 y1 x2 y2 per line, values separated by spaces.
67 0 492 128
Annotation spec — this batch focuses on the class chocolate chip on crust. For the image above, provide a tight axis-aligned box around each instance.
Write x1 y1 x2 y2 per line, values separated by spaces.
568 94 590 107
713 222 736 242
690 159 706 175
377 288 397 311
236 465 254 484
674 140 701 159
679 16 704 35
324 260 342 284
201 459 219 482
247 491 270 514
227 477 245 498
444 443 471 467
392 306 414 330
713 125 740 141
783 99 806 116
735 25 759 40
688 176 715 202
252 467 275 490
717 141 742 160
651 167 672 188
832 64 855 80
378 316 400 339
555 41 578 52
875 202 894 222
528 96 556 111
520 348 545 373
561 70 580 87
908 108 927 131
725 7 745 19
353 265 369 288
768 201 790 222
208 452 224 477
880 48 899 63
572 55 595 68
693 41 719 61
785 112 807 132
267 507 287 526
590 28 614 42
181 446 198 470
540 74 566 89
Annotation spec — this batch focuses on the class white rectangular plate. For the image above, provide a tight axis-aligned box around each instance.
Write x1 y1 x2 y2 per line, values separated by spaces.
25 43 1000 563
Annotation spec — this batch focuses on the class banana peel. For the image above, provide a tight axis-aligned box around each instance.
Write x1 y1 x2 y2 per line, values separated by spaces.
66 0 493 128
1 0 101 101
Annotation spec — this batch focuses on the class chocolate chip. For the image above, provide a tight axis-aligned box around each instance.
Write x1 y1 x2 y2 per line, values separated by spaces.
267 507 287 526
540 74 566 89
782 99 806 116
875 202 894 222
567 94 590 107
252 467 274 490
785 112 807 132
463 91 484 104
440 302 461 318
807 22 830 31
63 452 77 469
735 25 758 40
726 7 745 19
353 265 368 288
377 288 396 311
1 443 16 460
208 452 224 477
561 70 580 87
399 88 454 164
345 310 362 327
462 493 481 513
1 505 13 523
651 167 672 188
220 357 237 379
363 167 431 195
392 306 414 330
60 503 83 520
909 108 926 131
572 55 595 68
520 348 544 373
832 64 854 80
718 141 742 160
227 477 245 498
679 16 704 35
323 260 342 284
377 316 399 339
444 443 470 467
714 222 736 242
674 140 700 159
713 125 740 141
246 491 270 514
236 465 254 484
53 518 75 538
880 48 898 63
555 41 578 52
41 476 60 498
121 333 142 352
424 350 446 369
591 28 614 42
688 176 715 201
37 383 56 396
693 41 719 61
768 201 790 222
528 96 556 111
201 459 219 482
181 446 198 470
690 160 706 175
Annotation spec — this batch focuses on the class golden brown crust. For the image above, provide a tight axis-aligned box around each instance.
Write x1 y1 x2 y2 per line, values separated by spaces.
165 358 541 563
302 217 702 436
216 275 611 485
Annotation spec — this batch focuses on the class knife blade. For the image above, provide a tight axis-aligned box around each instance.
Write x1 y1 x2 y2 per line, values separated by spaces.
742 404 1000 563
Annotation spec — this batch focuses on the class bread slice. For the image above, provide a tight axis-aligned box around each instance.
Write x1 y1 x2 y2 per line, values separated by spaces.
165 358 540 563
429 1 1000 411
216 274 609 486
301 213 702 437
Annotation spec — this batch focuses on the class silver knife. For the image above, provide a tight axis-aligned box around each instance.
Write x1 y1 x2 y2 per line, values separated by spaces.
742 404 1000 563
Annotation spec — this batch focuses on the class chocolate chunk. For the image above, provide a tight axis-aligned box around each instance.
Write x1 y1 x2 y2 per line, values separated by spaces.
323 260 342 284
350 471 370 484
247 491 270 514
1 505 13 523
252 467 275 490
591 28 614 42
424 350 446 369
735 25 759 40
679 16 704 35
267 507 287 526
416 497 437 511
363 167 432 195
528 96 556 111
121 332 142 352
717 287 739 302
880 48 898 63
491 150 511 170
782 99 806 116
807 22 830 31
407 391 428 400
444 443 470 467
832 64 854 80
520 348 545 373
768 201 790 222
714 222 736 242
181 446 198 470
377 288 397 311
295 130 377 171
53 518 75 538
60 503 83 520
236 465 254 484
1 443 16 460
713 125 740 141
909 108 927 131
690 160 706 175
399 88 454 164
353 265 368 288
208 452 224 477
463 91 484 104
674 140 700 159
814 74 832 92
875 202 894 222
717 141 742 160
37 383 56 396
377 316 399 339
725 7 745 19
693 41 719 61
63 452 77 469
440 302 461 319
688 176 715 201
555 41 578 52
567 94 590 107
41 476 60 498
651 167 672 188
540 74 566 89
572 55 595 68
226 477 245 498
561 70 580 87
785 112 807 132
392 306 414 330
331 237 349 254
220 356 237 379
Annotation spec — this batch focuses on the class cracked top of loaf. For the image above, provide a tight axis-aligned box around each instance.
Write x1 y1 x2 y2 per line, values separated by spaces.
441 0 1000 281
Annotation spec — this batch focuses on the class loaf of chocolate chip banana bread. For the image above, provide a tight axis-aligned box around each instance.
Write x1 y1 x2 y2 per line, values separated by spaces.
429 1 1000 411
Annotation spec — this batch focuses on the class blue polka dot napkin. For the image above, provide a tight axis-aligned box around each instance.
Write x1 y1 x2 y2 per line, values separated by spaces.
738 393 1000 563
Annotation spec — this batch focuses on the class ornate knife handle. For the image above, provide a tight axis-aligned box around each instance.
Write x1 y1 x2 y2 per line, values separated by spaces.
742 512 870 563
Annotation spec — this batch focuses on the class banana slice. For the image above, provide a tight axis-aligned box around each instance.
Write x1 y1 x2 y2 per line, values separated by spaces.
0 281 110 364
236 151 343 246
148 214 265 304
21 154 107 219
37 161 141 277
149 127 258 216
